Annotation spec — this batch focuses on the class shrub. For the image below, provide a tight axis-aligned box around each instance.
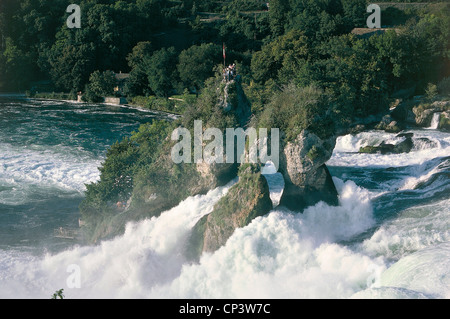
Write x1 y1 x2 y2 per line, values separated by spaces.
437 77 450 96
257 83 335 142
425 83 438 101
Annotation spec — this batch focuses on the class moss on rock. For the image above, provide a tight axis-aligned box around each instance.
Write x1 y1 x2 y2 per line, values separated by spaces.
187 164 273 261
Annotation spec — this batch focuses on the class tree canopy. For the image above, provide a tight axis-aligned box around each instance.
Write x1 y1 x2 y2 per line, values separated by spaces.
0 0 448 120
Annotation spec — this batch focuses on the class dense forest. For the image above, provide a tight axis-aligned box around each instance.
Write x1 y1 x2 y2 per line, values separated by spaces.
1 0 449 110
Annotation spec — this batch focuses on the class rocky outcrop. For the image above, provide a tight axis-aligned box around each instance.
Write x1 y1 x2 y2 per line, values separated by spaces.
375 114 403 133
278 130 339 212
439 111 450 131
218 76 251 127
218 79 235 112
195 161 238 192
359 138 414 154
187 164 272 260
413 106 437 127
358 132 438 155
391 99 450 128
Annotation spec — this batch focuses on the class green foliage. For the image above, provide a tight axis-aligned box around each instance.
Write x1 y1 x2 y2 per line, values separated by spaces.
80 120 175 217
242 79 279 117
307 145 324 160
87 70 117 98
341 0 367 28
425 83 438 101
181 74 240 131
1 38 34 90
251 30 309 85
437 77 450 96
51 289 64 300
128 96 181 114
439 114 450 131
146 47 179 97
257 84 335 142
285 0 350 45
33 92 77 101
177 43 222 93
269 0 290 36
222 0 267 12
124 42 154 97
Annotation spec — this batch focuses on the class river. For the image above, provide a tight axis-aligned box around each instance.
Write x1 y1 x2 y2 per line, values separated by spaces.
0 97 448 298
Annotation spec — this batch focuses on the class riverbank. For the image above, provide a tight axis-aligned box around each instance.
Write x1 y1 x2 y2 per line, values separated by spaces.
0 93 26 97
11 92 184 120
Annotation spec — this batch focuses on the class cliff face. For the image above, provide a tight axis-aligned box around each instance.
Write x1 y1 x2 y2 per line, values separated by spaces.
279 130 339 211
187 165 273 260
83 77 341 252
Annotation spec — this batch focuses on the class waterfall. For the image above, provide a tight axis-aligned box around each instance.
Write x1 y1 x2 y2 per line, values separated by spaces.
428 113 441 130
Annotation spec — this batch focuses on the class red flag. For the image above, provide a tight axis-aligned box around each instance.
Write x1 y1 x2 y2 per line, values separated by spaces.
223 43 226 59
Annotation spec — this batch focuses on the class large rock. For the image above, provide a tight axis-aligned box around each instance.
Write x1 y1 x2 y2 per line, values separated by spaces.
278 130 339 212
187 164 273 260
413 107 436 127
391 100 450 128
375 115 403 133
390 101 418 124
412 101 450 127
439 111 450 131
359 139 414 155
280 164 338 211
195 161 238 192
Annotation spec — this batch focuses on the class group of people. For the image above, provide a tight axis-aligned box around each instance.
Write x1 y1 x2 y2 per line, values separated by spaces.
224 63 237 81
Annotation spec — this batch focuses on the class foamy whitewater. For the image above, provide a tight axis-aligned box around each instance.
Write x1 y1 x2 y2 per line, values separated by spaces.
0 98 449 299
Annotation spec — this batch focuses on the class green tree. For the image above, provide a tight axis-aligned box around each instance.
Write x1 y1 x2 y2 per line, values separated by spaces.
45 26 97 92
51 289 64 300
287 0 347 45
251 30 309 84
341 0 367 29
124 41 154 97
258 83 334 142
127 41 153 69
2 38 34 90
269 0 290 36
146 47 179 97
86 70 117 101
178 43 222 94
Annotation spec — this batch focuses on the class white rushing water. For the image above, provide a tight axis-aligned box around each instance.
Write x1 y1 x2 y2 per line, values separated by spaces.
0 177 384 299
427 113 441 130
0 142 101 205
0 99 449 299
1 168 448 299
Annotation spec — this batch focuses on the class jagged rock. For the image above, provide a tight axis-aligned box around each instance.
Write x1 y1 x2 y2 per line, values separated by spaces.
280 164 338 211
413 107 436 127
393 137 414 153
390 101 419 124
195 162 238 192
218 76 251 127
359 137 414 154
375 115 403 133
396 132 414 139
278 130 339 212
391 100 450 128
439 111 450 131
187 164 272 260
412 101 450 127
218 79 234 112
